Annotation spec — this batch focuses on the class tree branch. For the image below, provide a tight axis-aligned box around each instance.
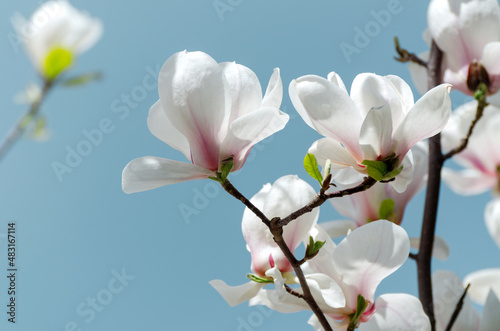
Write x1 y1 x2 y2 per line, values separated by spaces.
393 36 428 68
445 284 471 331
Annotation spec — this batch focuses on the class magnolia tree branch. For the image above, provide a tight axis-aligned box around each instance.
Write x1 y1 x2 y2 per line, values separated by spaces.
221 176 378 331
0 80 53 162
394 36 428 68
445 284 471 331
417 40 443 331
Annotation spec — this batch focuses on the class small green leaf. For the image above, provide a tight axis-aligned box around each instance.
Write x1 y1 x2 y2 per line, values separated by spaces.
474 82 488 101
247 274 273 283
361 160 387 181
62 72 102 87
323 159 331 180
348 295 368 330
43 47 73 80
304 153 323 185
305 236 326 258
220 157 234 182
383 165 403 180
379 199 395 220
208 176 223 183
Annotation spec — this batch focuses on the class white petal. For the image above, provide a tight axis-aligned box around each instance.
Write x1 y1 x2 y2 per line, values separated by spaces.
308 138 363 171
433 270 479 331
327 72 348 93
209 280 265 307
479 290 500 331
485 199 500 249
320 220 358 239
121 157 213 193
442 168 496 196
147 100 191 160
220 107 289 171
464 268 500 305
358 294 430 331
158 51 229 170
390 151 414 193
408 51 430 95
359 103 394 160
331 220 410 309
261 68 283 109
220 62 263 123
409 236 450 261
393 84 452 158
290 75 363 158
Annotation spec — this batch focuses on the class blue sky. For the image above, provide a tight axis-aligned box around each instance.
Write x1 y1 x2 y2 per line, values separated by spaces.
0 0 497 330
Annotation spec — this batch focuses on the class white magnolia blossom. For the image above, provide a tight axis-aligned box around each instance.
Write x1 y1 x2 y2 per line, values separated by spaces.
122 51 289 193
252 221 429 330
442 100 500 196
12 0 102 79
290 72 451 192
210 175 319 306
485 199 500 248
463 269 500 306
410 0 500 96
433 270 500 330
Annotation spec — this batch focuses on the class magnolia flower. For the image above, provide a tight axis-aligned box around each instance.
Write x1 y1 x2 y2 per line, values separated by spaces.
442 101 500 196
290 72 451 192
251 221 429 330
485 199 500 248
122 51 288 193
210 175 319 306
433 270 500 330
410 0 500 96
12 0 102 80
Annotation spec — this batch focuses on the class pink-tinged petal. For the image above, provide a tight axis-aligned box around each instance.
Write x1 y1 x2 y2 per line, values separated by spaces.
261 68 283 109
442 168 496 196
481 42 500 94
309 138 364 171
428 0 470 69
158 51 229 170
442 65 470 95
209 279 265 307
358 294 430 331
327 72 348 93
308 314 338 331
220 62 263 123
485 199 500 248
408 51 430 95
331 220 410 309
290 75 363 157
479 290 500 331
393 84 452 158
464 269 500 305
409 236 449 261
390 151 414 193
122 157 214 193
242 175 318 276
433 270 479 331
220 107 289 171
320 220 358 239
147 100 191 160
359 103 394 160
459 0 500 62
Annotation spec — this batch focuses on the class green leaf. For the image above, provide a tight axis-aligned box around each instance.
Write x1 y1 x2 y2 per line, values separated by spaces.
379 199 395 220
305 236 326 258
361 159 387 181
348 295 368 329
474 82 488 101
62 72 102 87
304 153 323 185
383 165 403 180
220 157 234 182
247 274 273 283
43 47 73 80
208 176 223 183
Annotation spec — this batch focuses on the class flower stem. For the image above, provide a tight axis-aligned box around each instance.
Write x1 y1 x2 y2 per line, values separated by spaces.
0 79 53 162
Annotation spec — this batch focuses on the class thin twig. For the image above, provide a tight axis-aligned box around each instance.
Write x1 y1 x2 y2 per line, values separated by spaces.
285 285 304 299
0 80 53 162
416 40 443 331
445 284 471 331
443 89 488 160
394 36 428 68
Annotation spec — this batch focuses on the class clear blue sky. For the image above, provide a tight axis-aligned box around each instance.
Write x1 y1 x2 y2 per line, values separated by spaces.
0 0 496 330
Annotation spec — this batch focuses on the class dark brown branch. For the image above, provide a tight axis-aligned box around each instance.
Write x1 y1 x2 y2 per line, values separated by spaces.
285 285 304 299
0 79 53 162
443 88 488 160
445 284 471 331
394 36 428 68
416 40 444 331
221 180 270 227
277 176 377 228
